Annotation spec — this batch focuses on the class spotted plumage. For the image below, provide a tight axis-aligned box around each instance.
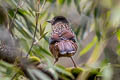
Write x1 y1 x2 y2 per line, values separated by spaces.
47 16 77 67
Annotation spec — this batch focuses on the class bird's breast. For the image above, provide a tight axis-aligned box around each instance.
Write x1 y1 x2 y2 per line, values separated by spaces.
50 22 77 57
52 22 70 34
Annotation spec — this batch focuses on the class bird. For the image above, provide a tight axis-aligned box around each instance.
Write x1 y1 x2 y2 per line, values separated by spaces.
47 16 78 67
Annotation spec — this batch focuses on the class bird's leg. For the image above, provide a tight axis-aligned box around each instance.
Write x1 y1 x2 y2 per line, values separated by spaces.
54 58 58 65
70 56 77 68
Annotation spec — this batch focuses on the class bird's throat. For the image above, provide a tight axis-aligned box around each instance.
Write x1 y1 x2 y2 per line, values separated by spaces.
52 22 70 34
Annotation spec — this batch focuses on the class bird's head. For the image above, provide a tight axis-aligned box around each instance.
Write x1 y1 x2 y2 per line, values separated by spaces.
47 16 68 25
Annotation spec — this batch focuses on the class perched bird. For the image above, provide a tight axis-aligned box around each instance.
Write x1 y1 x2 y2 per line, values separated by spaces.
47 16 78 67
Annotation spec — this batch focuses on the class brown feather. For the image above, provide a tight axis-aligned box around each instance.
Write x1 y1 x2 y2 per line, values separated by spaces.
48 16 78 64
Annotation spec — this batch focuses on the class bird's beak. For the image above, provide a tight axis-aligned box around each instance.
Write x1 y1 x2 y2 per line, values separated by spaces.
46 20 52 23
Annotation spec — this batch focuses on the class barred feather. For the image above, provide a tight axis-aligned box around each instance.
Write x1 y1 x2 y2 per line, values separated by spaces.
49 16 78 59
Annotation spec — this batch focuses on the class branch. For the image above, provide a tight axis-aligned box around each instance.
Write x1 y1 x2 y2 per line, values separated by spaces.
26 0 46 58
11 72 18 80
9 0 24 28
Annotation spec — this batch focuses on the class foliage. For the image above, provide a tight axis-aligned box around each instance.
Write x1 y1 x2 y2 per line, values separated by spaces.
0 0 120 80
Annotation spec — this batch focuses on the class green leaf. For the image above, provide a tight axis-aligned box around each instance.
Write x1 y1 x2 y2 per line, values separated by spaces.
27 68 38 80
32 45 51 57
17 9 35 33
66 67 83 78
75 25 81 37
19 38 29 52
47 0 55 3
81 23 87 39
40 24 43 36
80 36 97 56
39 45 51 56
94 6 101 18
110 6 120 27
67 0 72 6
102 64 113 80
96 30 101 41
8 9 15 18
15 19 33 39
71 68 83 75
116 29 120 41
74 0 81 14
57 0 65 5
27 68 52 80
54 65 74 79
39 32 48 40
41 22 47 34
87 40 106 64
39 23 47 37
0 61 13 68
87 42 100 64
18 9 31 16
116 44 120 56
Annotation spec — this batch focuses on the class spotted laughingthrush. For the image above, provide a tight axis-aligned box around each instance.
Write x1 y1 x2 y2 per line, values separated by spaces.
47 16 78 67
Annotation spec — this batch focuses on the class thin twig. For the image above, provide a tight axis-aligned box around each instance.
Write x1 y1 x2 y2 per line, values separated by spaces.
26 0 46 58
39 0 46 13
26 20 38 58
70 56 77 68
26 2 39 58
9 0 23 28
9 0 24 36
11 72 19 80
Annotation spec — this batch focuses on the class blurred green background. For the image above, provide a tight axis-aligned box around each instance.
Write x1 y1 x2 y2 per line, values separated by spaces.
0 0 120 80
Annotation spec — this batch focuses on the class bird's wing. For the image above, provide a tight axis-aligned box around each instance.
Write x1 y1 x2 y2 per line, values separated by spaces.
49 43 59 59
56 40 77 56
60 30 76 42
49 33 60 44
60 30 74 38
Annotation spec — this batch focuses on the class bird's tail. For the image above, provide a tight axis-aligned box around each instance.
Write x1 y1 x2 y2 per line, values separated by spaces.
56 40 77 57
